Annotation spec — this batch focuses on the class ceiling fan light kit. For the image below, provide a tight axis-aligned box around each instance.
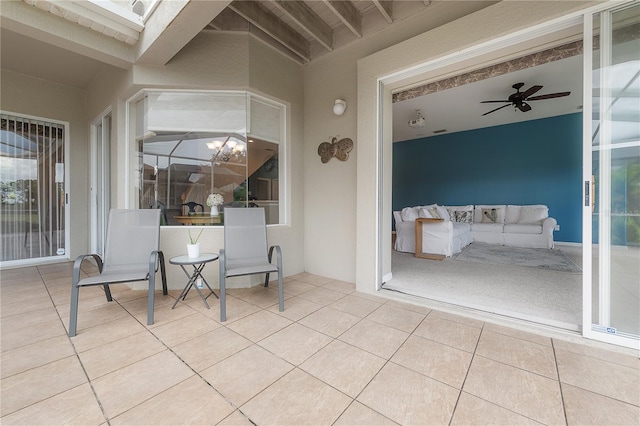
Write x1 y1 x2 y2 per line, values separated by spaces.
408 110 426 128
481 82 570 116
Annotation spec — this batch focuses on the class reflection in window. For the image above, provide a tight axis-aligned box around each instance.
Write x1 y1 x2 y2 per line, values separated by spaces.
131 91 283 225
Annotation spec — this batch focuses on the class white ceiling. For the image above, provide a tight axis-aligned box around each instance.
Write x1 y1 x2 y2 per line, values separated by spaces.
392 55 585 143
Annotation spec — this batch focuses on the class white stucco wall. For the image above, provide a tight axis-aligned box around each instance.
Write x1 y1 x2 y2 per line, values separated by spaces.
1 69 90 260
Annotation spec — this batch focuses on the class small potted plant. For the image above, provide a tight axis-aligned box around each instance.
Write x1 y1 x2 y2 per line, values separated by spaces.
187 228 203 258
206 193 224 217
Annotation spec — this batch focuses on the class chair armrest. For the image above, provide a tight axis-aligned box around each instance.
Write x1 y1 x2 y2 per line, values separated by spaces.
268 245 282 270
542 217 557 235
73 254 103 287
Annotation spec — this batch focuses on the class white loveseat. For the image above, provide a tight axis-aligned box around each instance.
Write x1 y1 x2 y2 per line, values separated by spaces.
394 204 556 257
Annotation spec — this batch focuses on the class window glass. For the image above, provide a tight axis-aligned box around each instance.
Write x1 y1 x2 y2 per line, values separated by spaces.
132 90 283 225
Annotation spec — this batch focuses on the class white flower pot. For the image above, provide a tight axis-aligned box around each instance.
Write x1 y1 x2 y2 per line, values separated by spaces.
187 243 200 258
210 205 219 216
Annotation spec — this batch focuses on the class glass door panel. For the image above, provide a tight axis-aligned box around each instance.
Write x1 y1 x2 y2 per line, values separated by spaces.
587 3 640 346
1 114 67 264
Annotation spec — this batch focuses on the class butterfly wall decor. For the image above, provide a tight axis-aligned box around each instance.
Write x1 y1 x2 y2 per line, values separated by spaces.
317 136 354 163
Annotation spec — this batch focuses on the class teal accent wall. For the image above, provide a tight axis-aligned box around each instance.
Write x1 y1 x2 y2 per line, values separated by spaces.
393 113 583 243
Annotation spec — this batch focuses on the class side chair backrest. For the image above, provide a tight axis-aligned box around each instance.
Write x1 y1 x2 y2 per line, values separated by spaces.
223 208 269 265
103 209 160 273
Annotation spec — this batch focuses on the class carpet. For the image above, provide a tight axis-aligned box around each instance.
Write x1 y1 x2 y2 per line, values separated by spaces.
455 243 582 273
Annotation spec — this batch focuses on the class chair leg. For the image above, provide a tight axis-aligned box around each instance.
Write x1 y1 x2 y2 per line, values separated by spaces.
69 283 80 337
278 271 284 313
147 274 156 326
103 285 113 301
159 251 168 295
264 272 270 287
219 250 226 322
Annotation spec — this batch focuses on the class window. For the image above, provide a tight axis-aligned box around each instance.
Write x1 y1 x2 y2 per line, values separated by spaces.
129 90 284 225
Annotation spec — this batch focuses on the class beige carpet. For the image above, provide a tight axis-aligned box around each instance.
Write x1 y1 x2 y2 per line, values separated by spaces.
385 245 583 331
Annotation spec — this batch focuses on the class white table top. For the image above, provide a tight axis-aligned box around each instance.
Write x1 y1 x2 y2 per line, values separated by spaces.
169 253 219 265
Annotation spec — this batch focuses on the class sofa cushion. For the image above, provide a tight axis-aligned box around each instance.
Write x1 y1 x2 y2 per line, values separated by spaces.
436 205 451 221
518 205 548 224
452 222 471 237
504 224 543 234
505 205 522 224
471 223 504 233
474 205 506 223
393 211 403 225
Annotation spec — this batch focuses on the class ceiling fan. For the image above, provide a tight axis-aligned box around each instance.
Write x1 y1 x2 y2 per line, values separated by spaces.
481 82 570 116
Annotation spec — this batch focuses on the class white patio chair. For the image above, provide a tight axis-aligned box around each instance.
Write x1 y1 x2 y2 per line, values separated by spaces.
219 207 283 322
68 209 167 336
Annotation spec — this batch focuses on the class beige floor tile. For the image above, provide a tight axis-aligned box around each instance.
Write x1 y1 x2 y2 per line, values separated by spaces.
463 356 565 425
339 319 408 359
78 331 167 379
0 356 88 416
414 316 481 352
391 334 472 388
55 294 117 319
0 296 54 318
266 296 323 321
201 344 293 405
217 410 254 425
334 401 398 425
172 327 251 372
225 310 292 342
258 323 332 365
483 322 552 347
555 348 640 406
298 306 360 338
366 303 426 333
150 312 220 347
357 362 459 425
61 301 129 330
241 368 352 425
330 294 383 318
227 286 288 309
300 340 385 398
295 274 334 286
1 318 67 352
298 286 347 305
91 350 194 418
0 383 105 425
429 309 485 328
0 306 59 333
450 392 540 425
111 376 235 425
384 299 433 315
281 280 319 296
70 315 148 352
476 330 557 379
193 295 262 323
553 338 640 369
128 297 201 328
562 383 640 426
1 334 75 379
322 279 356 294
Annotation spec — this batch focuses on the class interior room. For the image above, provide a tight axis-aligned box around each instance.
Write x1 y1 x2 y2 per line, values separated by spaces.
387 44 586 330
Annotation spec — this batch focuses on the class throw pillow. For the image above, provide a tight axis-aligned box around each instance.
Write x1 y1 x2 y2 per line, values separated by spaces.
481 208 499 223
453 210 473 223
401 206 420 221
518 206 548 224
428 207 441 219
418 208 433 218
435 205 451 221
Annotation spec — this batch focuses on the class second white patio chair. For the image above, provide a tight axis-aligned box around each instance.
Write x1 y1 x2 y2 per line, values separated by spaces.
68 209 167 336
218 207 284 322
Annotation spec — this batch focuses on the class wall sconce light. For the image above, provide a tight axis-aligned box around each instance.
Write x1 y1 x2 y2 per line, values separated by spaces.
333 99 347 116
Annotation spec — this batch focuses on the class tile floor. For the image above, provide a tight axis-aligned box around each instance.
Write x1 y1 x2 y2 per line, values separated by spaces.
1 262 639 425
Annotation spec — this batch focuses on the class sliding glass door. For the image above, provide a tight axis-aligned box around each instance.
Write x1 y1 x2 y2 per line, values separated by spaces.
1 113 68 265
583 3 640 348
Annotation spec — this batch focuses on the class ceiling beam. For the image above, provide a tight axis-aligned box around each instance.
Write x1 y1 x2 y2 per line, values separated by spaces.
271 0 333 51
372 1 393 24
323 0 362 38
229 0 310 62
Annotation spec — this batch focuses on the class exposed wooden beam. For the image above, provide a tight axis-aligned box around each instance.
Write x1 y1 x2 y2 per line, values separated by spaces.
272 1 333 52
229 0 310 62
372 0 393 24
323 0 362 38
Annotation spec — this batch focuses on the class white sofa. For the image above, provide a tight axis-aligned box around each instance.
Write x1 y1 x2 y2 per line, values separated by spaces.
394 204 556 257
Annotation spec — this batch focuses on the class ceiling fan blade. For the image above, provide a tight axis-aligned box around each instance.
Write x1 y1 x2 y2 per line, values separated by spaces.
482 103 511 116
521 85 543 99
518 102 532 112
480 100 510 103
527 91 571 101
